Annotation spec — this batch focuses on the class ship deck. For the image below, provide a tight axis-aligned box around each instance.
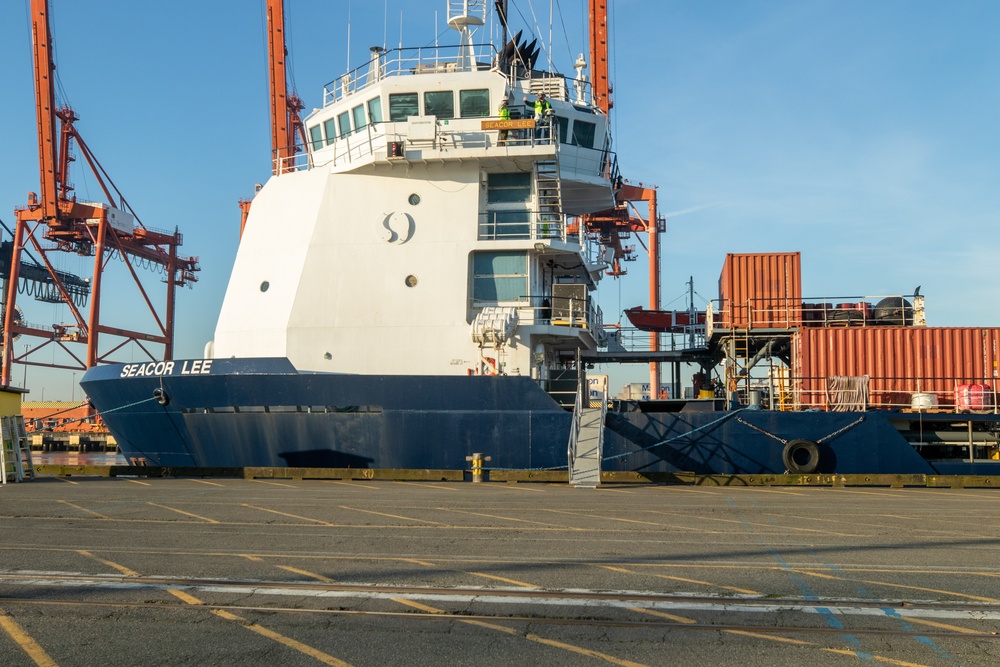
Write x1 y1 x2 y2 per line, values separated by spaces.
2 474 999 665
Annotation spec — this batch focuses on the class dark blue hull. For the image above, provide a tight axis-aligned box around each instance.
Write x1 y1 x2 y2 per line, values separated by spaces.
81 358 1000 475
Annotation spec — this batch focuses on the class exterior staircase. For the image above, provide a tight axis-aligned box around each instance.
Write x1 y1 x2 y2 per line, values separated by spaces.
535 160 563 240
568 382 606 488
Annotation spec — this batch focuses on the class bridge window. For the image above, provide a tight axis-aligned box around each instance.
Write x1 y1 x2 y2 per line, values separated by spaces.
424 91 455 119
472 252 528 303
389 93 418 121
460 89 490 118
572 120 596 148
484 173 531 239
367 97 383 124
309 125 324 150
555 117 569 144
323 118 337 146
352 104 367 132
337 111 352 138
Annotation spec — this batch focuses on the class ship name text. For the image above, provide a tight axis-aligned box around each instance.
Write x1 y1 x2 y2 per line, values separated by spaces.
120 359 214 378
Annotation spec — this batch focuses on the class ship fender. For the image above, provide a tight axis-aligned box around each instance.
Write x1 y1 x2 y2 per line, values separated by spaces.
782 438 820 474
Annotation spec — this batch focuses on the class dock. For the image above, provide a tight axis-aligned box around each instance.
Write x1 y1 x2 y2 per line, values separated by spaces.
1 474 999 665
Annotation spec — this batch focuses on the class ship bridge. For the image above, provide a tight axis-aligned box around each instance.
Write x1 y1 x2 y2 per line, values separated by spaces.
286 44 615 217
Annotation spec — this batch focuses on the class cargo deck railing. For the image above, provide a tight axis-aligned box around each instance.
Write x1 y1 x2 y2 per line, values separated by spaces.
708 293 926 332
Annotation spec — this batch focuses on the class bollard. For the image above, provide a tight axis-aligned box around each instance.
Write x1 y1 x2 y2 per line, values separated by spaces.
465 453 491 483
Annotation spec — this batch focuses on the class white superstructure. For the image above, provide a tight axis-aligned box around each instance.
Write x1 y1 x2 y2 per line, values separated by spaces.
211 13 616 382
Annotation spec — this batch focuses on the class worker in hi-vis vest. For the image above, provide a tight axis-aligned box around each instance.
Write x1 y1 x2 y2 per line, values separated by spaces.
498 98 510 146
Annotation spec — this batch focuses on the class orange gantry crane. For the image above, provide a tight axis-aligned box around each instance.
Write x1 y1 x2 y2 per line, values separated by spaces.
1 0 200 387
239 0 307 236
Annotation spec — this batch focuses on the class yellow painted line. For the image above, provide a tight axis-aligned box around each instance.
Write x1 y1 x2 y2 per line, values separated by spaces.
629 607 698 624
599 565 759 596
725 629 813 646
243 621 354 666
167 589 204 605
402 558 436 567
647 509 863 538
466 572 539 588
793 569 1000 603
496 484 545 492
241 504 334 525
172 589 353 666
189 479 224 487
542 508 726 532
903 617 987 635
524 633 649 667
241 555 264 562
330 480 380 490
76 550 139 577
57 500 110 520
829 489 904 498
392 598 446 614
147 502 220 524
659 487 723 496
54 477 78 484
824 648 931 667
392 482 458 492
250 480 297 488
274 565 335 583
740 487 807 496
0 608 58 667
596 487 635 494
437 507 580 529
338 505 443 525
392 599 648 666
632 608 932 666
125 479 151 486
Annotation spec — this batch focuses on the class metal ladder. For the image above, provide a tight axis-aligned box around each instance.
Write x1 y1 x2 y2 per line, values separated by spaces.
535 159 563 240
1 416 35 484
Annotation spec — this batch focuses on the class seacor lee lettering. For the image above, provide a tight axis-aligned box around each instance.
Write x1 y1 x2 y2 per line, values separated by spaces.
119 359 214 378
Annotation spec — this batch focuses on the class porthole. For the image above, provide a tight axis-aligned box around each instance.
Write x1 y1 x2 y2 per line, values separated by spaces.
405 275 418 287
260 281 270 292
408 193 420 206
324 352 333 360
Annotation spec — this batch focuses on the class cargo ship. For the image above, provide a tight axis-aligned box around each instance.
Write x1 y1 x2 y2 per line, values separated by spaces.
81 1 1000 477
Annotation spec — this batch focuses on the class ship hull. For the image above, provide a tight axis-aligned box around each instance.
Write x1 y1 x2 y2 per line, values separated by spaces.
81 359 1000 476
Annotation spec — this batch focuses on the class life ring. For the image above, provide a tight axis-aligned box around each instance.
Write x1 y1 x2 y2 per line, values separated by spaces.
782 438 820 474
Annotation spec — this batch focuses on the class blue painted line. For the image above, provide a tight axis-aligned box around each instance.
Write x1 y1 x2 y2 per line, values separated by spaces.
726 497 868 655
826 563 955 662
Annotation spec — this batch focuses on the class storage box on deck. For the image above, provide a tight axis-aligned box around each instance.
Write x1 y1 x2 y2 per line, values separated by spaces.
791 327 1000 410
718 252 802 329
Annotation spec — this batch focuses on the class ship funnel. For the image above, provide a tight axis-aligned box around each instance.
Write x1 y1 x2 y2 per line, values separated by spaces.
447 1 486 71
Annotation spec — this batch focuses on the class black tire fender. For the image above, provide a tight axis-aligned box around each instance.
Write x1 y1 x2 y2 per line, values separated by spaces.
153 387 170 406
782 438 820 474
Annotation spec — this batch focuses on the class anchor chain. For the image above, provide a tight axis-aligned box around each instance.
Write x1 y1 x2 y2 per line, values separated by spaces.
735 415 866 446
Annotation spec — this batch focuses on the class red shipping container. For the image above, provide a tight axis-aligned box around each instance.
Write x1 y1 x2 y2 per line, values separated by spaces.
955 383 995 412
791 327 1000 410
718 252 802 329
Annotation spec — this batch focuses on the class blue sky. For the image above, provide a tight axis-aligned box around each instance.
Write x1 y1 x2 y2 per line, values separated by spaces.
1 0 998 398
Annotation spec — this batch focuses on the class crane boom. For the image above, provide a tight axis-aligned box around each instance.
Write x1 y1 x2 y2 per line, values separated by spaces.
266 0 304 175
29 0 58 220
589 0 611 114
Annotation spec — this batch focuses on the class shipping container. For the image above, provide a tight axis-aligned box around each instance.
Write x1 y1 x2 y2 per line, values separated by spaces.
718 252 802 329
792 327 1000 410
